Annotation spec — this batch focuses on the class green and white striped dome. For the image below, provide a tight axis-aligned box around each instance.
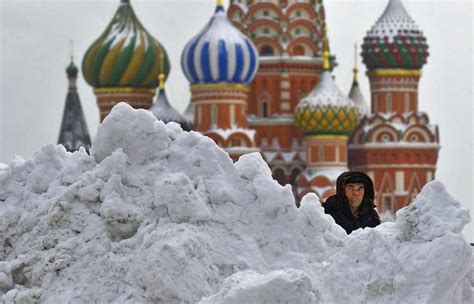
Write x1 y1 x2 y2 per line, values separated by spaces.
82 0 170 89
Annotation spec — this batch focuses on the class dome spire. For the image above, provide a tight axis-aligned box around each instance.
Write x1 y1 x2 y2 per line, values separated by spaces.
216 0 224 12
159 52 165 90
322 27 330 71
352 43 359 84
69 40 74 64
348 43 368 118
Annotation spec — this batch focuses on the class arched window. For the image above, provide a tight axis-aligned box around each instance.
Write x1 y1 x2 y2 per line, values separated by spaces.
261 101 268 118
273 168 286 186
290 168 301 186
260 45 274 56
293 45 305 56
231 138 241 147
290 168 301 196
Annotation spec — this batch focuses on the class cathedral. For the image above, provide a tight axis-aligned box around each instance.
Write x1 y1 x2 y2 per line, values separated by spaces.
58 0 439 215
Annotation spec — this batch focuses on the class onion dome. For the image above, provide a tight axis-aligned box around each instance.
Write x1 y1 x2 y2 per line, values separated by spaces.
66 61 79 78
149 74 190 131
181 0 258 85
82 0 170 88
348 44 369 117
361 0 428 70
295 35 359 136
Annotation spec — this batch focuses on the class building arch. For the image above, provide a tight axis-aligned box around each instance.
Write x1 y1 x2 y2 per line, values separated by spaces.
321 188 336 201
254 37 283 55
287 19 317 36
349 127 365 144
286 3 317 20
248 19 282 36
228 5 245 22
245 2 283 21
402 125 434 143
288 37 319 56
311 175 331 188
250 24 280 39
205 132 225 147
367 124 399 143
226 132 253 148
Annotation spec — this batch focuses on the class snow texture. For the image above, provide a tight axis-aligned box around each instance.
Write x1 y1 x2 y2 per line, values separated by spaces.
0 103 471 303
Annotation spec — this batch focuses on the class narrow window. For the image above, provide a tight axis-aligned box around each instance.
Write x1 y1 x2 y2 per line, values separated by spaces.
211 104 217 126
260 45 274 56
230 104 235 126
404 92 410 112
386 93 393 112
261 101 268 118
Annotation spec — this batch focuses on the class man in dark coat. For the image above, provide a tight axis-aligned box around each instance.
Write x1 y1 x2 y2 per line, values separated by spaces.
323 171 381 234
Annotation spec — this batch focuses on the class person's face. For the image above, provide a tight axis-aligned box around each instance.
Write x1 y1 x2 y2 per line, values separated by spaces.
344 183 365 211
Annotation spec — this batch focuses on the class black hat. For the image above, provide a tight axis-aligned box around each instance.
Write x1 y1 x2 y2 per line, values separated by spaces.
345 175 368 186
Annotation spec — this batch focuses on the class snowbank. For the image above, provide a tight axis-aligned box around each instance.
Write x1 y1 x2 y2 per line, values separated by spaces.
0 103 471 303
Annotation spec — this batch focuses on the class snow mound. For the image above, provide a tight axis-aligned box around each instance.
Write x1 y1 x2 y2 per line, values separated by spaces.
0 103 471 303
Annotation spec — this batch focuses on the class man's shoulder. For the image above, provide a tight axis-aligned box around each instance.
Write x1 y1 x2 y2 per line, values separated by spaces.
323 195 341 213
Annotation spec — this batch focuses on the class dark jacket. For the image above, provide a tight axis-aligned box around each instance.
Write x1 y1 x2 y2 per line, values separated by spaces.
323 171 381 234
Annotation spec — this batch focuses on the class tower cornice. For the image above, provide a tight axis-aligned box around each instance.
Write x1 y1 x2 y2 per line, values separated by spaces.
94 87 156 95
367 69 422 77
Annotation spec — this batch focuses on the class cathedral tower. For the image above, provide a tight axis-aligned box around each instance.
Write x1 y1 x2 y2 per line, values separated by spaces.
58 56 91 152
181 0 259 161
348 0 440 214
228 0 332 185
295 34 359 200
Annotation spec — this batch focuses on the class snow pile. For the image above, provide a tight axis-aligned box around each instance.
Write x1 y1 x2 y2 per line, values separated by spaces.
0 103 471 303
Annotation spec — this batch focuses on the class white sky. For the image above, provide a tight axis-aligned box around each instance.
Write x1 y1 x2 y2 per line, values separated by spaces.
0 0 472 241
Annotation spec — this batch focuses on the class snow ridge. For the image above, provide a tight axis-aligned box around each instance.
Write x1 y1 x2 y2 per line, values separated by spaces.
0 103 471 303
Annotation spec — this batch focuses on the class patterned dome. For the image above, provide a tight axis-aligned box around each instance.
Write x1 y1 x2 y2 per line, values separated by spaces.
361 0 428 70
82 0 170 88
181 2 258 85
295 71 360 136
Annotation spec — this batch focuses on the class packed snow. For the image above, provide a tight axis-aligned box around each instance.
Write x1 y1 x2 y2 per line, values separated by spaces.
0 103 471 303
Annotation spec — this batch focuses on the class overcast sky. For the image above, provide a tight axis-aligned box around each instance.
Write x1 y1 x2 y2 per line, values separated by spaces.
0 0 472 241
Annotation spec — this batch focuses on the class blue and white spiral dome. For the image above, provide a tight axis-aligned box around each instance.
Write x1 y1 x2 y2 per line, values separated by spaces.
181 2 258 85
